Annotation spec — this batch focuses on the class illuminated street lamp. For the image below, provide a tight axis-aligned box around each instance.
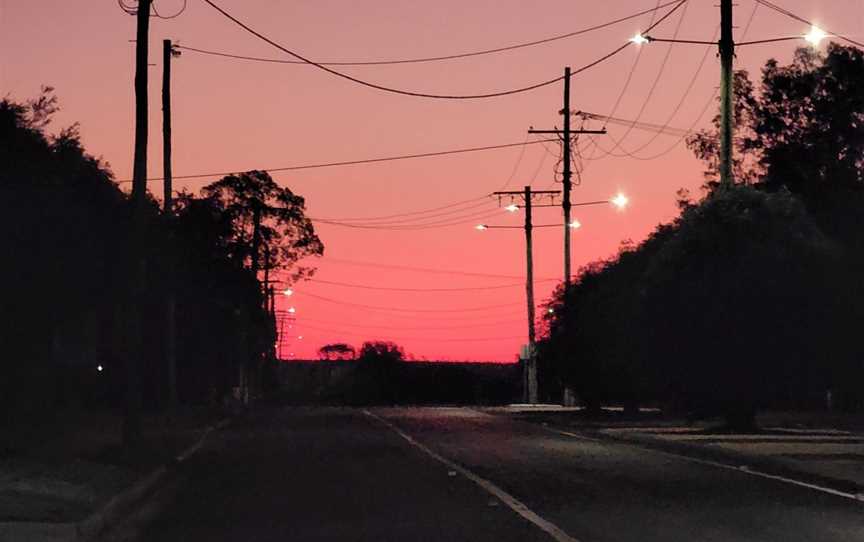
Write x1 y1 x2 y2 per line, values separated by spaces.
611 193 629 210
630 33 650 45
282 288 293 297
288 307 296 314
475 224 488 231
505 204 519 213
568 219 582 229
804 25 828 46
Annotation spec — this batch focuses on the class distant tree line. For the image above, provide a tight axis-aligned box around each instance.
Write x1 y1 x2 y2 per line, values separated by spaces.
539 44 864 430
0 89 322 426
307 340 519 405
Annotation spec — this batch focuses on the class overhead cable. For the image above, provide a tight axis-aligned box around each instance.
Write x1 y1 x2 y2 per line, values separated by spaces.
117 138 559 183
294 291 523 313
304 277 556 292
313 257 556 280
290 322 523 343
753 0 864 48
200 0 689 100
178 1 683 67
311 199 494 226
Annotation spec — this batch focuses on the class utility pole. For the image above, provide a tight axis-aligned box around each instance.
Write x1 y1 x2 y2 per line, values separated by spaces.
162 39 177 215
562 67 572 289
719 0 735 188
251 204 262 279
529 67 606 288
523 185 537 404
162 39 179 409
491 187 560 404
124 0 152 446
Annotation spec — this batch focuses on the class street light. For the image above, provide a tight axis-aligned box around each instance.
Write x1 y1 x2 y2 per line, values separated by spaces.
630 33 650 45
804 25 828 46
282 288 293 297
288 307 296 314
568 219 582 230
611 193 629 210
475 224 488 231
505 204 520 213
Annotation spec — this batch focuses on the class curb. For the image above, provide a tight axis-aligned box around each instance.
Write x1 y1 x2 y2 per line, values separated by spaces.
0 418 231 542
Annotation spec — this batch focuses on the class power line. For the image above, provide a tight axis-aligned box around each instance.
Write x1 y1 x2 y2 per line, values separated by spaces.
602 0 691 156
313 207 506 231
306 257 558 280
200 0 688 100
305 277 555 292
582 2 760 162
312 198 494 226
313 196 488 223
496 134 531 192
151 0 186 19
293 291 524 313
605 25 718 157
279 307 529 323
177 1 684 67
118 0 186 18
117 138 558 183
292 314 527 331
753 0 864 48
599 0 664 132
292 322 524 343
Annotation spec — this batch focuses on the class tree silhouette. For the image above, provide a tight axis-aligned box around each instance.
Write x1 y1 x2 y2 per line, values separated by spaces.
541 186 840 430
317 343 356 361
201 170 324 282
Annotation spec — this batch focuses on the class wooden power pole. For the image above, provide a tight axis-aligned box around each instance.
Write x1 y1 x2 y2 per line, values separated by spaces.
529 67 606 288
126 0 152 445
719 0 735 188
162 39 179 408
492 187 560 404
523 185 537 404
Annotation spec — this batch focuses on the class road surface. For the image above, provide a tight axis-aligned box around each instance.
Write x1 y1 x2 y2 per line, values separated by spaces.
121 407 864 541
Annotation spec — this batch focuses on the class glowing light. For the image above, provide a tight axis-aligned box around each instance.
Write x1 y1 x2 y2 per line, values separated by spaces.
475 224 488 231
282 288 293 296
505 204 519 213
630 34 650 45
297 335 304 340
288 307 296 314
548 308 555 314
568 219 582 229
97 365 103 372
804 25 828 46
611 193 629 209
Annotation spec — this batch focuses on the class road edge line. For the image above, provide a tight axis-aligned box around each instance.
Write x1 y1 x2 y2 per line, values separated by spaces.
546 427 863 503
363 409 581 542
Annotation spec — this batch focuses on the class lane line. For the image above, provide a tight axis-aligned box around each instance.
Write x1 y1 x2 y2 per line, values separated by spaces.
363 409 581 542
544 426 864 503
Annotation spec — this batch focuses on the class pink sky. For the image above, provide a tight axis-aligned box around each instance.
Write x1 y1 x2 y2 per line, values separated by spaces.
3 0 862 361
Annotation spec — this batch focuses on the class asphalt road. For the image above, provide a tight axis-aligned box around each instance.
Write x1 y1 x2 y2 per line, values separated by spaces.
120 407 864 542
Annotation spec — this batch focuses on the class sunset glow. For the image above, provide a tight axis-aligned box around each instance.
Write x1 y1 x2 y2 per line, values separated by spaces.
3 0 858 362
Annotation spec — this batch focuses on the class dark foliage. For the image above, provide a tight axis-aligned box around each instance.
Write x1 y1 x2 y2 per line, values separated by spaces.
542 45 864 428
0 90 320 426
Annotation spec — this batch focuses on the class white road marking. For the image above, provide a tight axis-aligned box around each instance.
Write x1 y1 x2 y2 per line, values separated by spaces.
546 427 864 503
363 409 581 542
